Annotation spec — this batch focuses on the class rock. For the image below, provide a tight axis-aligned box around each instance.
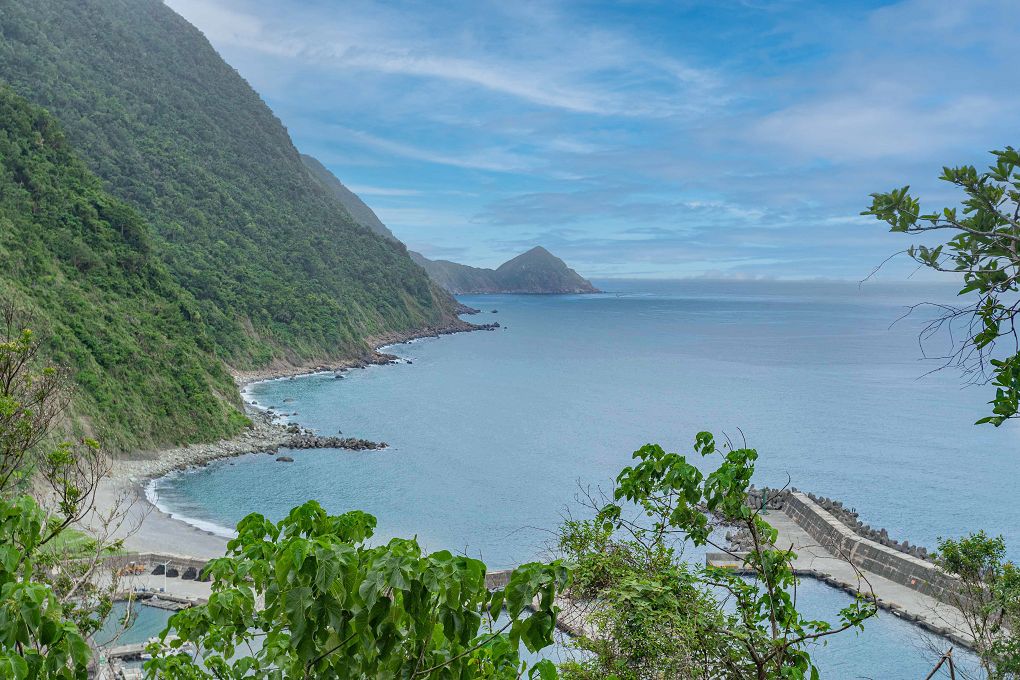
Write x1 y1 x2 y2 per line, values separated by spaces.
491 309 498 313
182 567 198 580
276 456 294 462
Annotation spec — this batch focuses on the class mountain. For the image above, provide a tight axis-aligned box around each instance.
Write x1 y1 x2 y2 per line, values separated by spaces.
300 155 398 241
296 156 599 295
0 86 245 449
411 248 600 295
0 0 459 375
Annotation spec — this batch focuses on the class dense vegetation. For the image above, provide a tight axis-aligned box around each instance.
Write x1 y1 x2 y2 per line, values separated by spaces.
559 435 875 679
0 306 121 679
0 87 244 448
0 0 457 373
411 247 600 295
145 502 568 679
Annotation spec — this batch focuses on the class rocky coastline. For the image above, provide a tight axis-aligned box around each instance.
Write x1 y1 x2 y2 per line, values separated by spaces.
117 314 499 486
114 411 387 482
230 316 498 385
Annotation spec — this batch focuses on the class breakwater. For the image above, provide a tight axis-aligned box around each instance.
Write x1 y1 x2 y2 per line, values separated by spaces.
716 489 972 648
744 486 934 561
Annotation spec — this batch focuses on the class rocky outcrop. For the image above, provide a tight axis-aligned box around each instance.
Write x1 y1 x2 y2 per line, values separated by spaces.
282 434 386 451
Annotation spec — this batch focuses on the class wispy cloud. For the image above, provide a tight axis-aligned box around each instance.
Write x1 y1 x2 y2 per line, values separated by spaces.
167 0 1020 278
344 184 423 197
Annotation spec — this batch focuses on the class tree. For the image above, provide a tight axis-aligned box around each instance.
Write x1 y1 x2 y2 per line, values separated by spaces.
934 532 1020 679
144 501 570 679
556 516 738 679
582 433 877 679
864 147 1020 424
0 302 119 678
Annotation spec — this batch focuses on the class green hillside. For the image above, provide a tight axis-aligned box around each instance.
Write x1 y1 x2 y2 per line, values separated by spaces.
297 156 599 295
301 155 399 242
0 86 246 450
0 0 458 371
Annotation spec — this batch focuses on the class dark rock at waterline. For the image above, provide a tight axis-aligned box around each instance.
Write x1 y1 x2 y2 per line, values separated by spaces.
276 456 294 462
491 309 498 313
283 434 386 451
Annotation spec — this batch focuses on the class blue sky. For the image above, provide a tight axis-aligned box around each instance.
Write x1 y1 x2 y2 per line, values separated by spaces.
166 0 1017 279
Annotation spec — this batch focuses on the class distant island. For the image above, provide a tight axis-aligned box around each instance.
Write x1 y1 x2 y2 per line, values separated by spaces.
408 247 600 295
301 154 599 295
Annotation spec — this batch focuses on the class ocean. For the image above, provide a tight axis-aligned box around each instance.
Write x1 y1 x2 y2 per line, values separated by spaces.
153 279 1015 677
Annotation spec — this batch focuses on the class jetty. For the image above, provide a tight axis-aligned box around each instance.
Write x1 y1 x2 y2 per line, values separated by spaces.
707 491 973 648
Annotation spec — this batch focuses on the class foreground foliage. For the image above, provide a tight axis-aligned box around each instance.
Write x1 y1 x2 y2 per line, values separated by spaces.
935 532 1020 679
865 147 1020 425
0 307 121 678
145 502 569 679
562 434 876 679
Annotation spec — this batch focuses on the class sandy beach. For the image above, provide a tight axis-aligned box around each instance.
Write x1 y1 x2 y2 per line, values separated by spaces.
91 408 292 559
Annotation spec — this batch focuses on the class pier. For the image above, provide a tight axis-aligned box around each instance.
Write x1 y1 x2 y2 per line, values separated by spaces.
707 491 974 648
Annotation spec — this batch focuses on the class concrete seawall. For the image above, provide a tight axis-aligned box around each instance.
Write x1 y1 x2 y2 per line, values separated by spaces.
710 491 974 648
783 492 958 602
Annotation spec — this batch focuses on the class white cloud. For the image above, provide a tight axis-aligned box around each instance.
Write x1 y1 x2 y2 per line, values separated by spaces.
167 0 720 118
320 125 532 173
752 94 998 160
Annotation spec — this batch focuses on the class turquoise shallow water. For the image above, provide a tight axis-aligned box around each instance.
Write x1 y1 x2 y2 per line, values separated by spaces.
155 279 1013 677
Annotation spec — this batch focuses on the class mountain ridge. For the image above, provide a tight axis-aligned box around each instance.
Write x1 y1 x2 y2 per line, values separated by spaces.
0 0 459 372
300 154 399 242
298 154 599 295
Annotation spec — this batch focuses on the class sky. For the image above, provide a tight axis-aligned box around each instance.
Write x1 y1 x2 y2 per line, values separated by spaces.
165 0 1018 280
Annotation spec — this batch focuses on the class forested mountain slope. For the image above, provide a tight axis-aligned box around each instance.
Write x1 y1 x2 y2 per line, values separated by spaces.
0 87 246 449
298 156 599 295
301 155 398 242
0 0 458 371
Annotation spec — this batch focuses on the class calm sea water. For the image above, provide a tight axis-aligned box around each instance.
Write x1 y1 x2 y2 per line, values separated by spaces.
155 279 1015 677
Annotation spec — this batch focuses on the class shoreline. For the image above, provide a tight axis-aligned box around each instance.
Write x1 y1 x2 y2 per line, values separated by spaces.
231 317 483 386
95 315 495 558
